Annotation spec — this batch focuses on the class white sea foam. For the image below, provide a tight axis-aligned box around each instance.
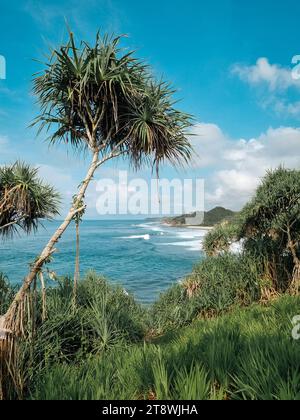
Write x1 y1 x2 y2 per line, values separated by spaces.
174 230 207 239
160 240 203 252
120 234 151 241
134 223 151 229
149 225 164 232
158 227 209 252
135 223 165 233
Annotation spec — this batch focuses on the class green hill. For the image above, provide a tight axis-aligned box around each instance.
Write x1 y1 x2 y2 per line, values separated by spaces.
164 206 236 227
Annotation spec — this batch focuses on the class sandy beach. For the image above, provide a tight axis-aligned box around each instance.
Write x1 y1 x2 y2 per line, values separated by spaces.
162 222 213 231
186 226 213 230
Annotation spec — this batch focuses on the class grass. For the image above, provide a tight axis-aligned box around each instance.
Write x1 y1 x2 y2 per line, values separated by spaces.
29 296 300 400
1 253 299 401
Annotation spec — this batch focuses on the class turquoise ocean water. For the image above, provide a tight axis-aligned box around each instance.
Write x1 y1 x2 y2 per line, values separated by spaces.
0 220 206 304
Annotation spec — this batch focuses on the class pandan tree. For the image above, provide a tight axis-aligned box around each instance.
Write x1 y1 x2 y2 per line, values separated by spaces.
240 167 300 294
0 162 60 324
0 162 60 399
2 31 192 335
0 162 60 237
72 196 85 308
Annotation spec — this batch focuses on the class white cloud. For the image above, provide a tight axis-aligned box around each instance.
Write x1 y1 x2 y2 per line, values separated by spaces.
273 100 300 117
232 57 300 91
190 123 229 168
232 57 300 118
13 123 300 216
191 123 300 210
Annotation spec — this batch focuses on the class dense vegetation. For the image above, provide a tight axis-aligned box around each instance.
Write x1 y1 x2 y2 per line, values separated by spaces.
31 296 299 401
151 254 261 333
203 168 300 295
0 273 147 399
164 206 236 227
1 235 300 400
0 272 299 400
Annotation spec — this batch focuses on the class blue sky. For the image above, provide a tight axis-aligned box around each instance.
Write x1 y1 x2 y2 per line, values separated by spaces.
1 0 300 216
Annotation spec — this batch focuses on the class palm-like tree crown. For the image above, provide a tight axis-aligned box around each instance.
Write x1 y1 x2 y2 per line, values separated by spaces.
33 32 193 172
0 162 60 237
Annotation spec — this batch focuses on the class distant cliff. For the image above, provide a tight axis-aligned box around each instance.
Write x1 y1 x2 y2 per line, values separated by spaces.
163 207 236 227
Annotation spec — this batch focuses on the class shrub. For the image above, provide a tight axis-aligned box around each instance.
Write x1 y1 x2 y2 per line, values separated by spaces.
0 272 16 313
203 222 239 256
239 168 300 292
6 272 147 399
29 296 300 400
150 254 261 333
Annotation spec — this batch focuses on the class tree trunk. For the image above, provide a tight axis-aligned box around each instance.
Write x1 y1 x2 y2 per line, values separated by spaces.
287 227 300 295
73 221 80 308
39 272 47 321
2 150 100 334
290 263 300 295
